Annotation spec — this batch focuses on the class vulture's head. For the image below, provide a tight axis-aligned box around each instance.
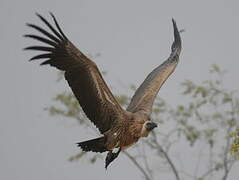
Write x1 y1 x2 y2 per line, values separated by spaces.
141 121 158 137
145 121 158 131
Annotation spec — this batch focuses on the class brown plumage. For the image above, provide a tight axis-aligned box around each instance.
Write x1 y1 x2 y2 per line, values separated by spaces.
24 13 182 169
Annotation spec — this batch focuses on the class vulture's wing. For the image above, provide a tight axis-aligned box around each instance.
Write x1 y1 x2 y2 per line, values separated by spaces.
127 19 182 117
25 13 125 133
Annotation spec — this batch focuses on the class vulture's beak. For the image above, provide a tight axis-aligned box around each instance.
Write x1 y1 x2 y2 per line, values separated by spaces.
146 122 158 131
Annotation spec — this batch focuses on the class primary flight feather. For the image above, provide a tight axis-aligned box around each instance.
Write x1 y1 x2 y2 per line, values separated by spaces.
25 13 182 169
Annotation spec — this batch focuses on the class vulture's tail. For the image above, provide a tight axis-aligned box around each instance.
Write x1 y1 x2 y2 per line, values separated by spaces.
77 137 107 153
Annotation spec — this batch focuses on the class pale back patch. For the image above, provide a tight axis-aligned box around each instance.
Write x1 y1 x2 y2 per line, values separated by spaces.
90 71 103 99
103 90 116 105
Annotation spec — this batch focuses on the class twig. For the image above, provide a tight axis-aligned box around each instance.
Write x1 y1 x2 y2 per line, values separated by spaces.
152 131 181 180
123 151 151 180
141 143 154 180
222 99 237 180
193 143 204 178
199 165 220 180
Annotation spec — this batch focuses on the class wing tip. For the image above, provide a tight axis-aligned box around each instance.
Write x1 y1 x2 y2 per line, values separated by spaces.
35 12 41 18
23 34 28 38
171 18 181 52
49 12 68 40
171 18 180 38
49 11 55 18
172 18 176 25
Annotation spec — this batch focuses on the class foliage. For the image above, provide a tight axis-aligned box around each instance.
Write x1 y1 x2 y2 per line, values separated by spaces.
47 64 238 180
229 127 239 159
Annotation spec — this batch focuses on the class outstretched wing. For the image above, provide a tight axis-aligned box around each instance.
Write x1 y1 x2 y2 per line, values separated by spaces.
25 13 125 133
127 19 182 117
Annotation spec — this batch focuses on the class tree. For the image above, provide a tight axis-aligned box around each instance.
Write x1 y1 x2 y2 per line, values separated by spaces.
229 127 239 159
48 64 238 180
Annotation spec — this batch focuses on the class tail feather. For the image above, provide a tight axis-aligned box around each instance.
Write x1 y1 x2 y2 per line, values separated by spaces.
77 137 107 153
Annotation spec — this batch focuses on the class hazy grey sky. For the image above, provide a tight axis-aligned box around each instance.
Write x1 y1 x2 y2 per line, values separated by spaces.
1 0 239 180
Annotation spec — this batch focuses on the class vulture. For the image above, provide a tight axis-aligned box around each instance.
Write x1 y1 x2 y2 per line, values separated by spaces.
24 13 182 169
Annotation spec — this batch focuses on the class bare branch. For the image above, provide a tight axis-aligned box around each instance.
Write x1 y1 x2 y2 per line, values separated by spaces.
151 131 181 180
123 151 152 180
141 143 154 179
222 97 237 180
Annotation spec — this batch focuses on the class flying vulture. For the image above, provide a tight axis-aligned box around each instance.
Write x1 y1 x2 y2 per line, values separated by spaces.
24 13 182 169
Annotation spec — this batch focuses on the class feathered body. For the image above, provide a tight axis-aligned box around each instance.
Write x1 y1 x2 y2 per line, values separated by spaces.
104 112 151 150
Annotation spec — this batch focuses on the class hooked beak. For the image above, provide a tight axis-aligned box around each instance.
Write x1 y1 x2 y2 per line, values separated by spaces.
145 122 158 131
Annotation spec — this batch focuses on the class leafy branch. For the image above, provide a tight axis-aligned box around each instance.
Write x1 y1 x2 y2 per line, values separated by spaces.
47 64 238 180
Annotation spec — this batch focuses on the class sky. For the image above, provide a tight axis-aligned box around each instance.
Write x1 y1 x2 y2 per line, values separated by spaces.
0 0 239 180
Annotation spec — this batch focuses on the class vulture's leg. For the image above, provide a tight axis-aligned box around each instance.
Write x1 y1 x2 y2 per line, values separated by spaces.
105 148 121 169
